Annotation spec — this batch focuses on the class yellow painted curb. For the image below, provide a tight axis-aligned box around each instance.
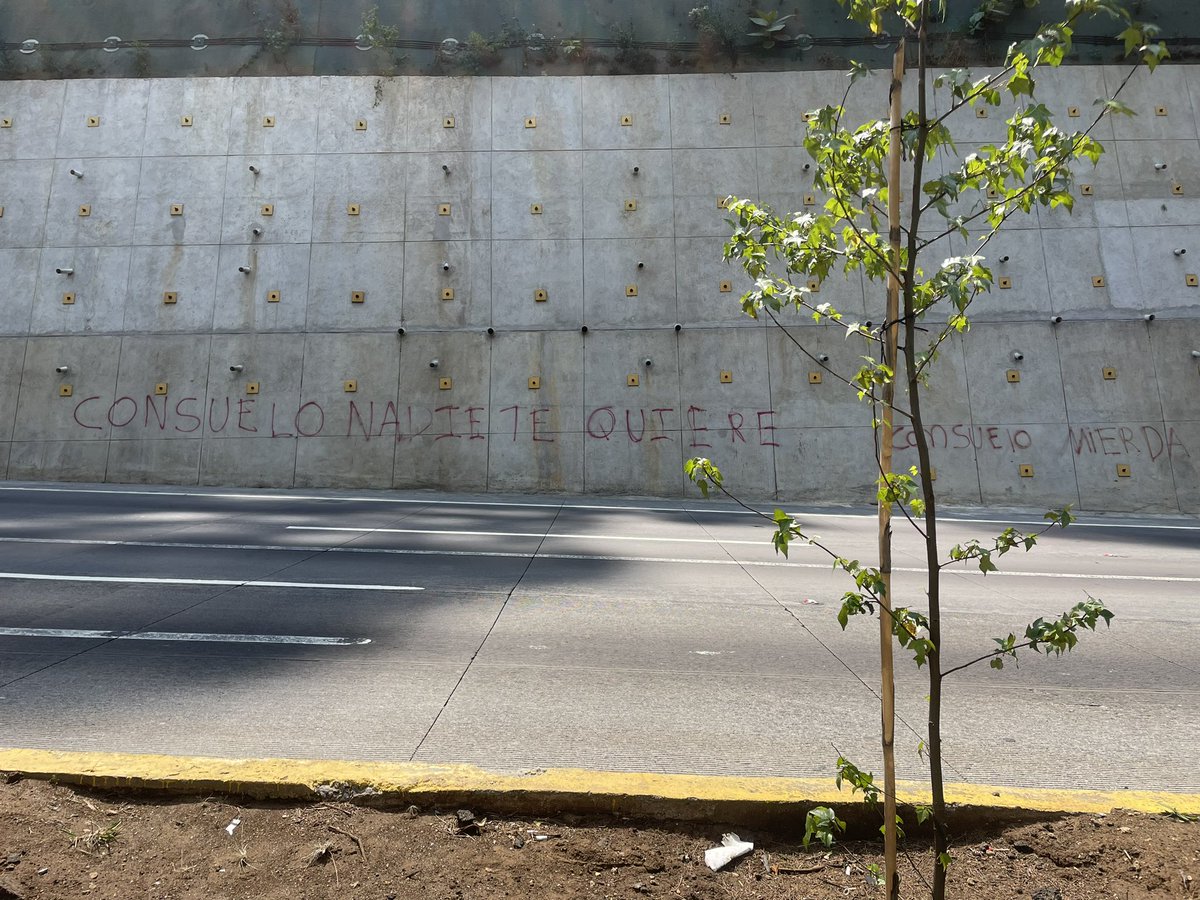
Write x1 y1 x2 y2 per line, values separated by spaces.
1 748 1197 822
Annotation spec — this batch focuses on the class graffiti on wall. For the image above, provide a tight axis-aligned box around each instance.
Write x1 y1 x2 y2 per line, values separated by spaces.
67 393 1191 459
69 394 782 447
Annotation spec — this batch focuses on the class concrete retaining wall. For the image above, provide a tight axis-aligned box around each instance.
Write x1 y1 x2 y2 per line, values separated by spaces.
1 70 1197 512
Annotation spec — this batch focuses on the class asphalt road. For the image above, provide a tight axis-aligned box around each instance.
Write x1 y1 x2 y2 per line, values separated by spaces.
0 481 1196 794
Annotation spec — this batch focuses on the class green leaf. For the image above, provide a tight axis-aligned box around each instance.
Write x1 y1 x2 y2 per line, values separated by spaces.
1046 504 1076 528
1143 42 1170 72
1098 97 1135 118
835 756 880 807
1007 71 1033 98
838 592 874 630
684 457 723 499
1024 597 1114 657
771 508 800 558
803 805 846 850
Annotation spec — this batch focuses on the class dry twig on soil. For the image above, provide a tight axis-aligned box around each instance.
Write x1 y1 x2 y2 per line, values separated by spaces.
328 824 367 862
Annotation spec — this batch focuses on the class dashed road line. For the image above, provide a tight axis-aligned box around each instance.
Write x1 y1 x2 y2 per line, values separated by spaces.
0 627 369 646
285 525 784 546
0 572 423 591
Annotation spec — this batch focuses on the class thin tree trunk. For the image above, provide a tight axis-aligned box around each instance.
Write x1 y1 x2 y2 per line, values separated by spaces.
908 277 949 900
898 9 950 898
877 37 906 900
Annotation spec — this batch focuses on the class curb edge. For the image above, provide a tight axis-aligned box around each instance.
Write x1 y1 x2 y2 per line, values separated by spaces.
3 748 1197 826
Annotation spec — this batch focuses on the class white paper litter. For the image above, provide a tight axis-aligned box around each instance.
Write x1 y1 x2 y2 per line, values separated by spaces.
704 832 754 871
225 817 241 836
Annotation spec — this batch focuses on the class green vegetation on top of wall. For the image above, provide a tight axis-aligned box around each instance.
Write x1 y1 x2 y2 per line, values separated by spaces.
1 0 1198 79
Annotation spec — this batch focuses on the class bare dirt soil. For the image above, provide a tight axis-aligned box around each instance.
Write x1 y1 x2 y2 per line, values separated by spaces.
1 776 1197 899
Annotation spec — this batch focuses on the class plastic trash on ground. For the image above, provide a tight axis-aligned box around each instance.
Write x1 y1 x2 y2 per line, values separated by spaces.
704 832 754 871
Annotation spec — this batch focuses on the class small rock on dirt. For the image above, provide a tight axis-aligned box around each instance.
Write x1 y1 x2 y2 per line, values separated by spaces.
455 810 480 835
1031 888 1062 900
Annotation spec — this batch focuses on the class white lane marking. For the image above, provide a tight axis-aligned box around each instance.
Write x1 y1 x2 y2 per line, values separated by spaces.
285 525 783 547
0 538 1194 581
0 535 540 557
0 572 422 591
0 484 747 517
0 536 780 562
936 519 1200 531
935 568 1200 583
0 627 370 646
4 485 1195 530
533 556 1200 582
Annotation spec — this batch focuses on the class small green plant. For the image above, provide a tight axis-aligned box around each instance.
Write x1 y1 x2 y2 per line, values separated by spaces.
466 31 498 55
263 0 302 58
1164 808 1200 823
69 821 120 855
130 40 151 77
968 0 1023 34
688 5 717 32
454 31 502 72
687 4 740 48
359 6 400 49
496 17 529 49
748 10 795 48
263 28 292 58
613 20 637 52
611 21 655 72
803 805 846 849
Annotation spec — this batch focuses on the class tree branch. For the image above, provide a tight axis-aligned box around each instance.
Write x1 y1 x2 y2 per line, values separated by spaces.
763 307 909 417
918 61 1138 250
942 635 1053 678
